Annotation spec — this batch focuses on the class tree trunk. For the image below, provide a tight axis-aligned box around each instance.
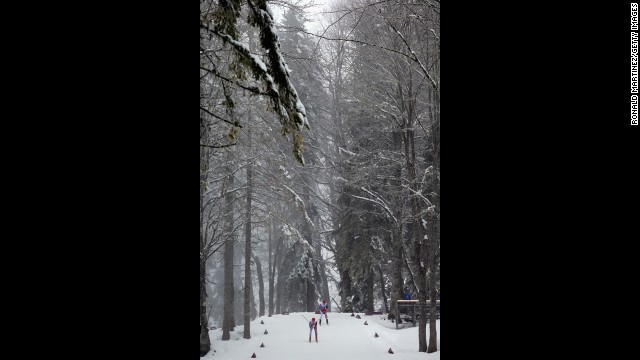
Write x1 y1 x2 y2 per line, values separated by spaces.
366 262 374 313
377 265 388 313
272 223 283 315
388 128 404 322
221 151 235 341
416 222 427 352
300 173 316 312
427 211 438 353
319 257 331 312
254 255 265 317
306 255 315 312
400 67 428 351
309 201 329 310
268 217 274 316
275 276 283 314
427 85 440 354
389 218 404 322
233 240 243 325
244 126 252 339
199 119 211 356
200 251 210 356
276 264 284 314
275 232 286 313
341 269 352 312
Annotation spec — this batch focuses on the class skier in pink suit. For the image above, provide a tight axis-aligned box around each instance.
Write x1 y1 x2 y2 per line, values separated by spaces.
319 299 329 325
309 317 318 342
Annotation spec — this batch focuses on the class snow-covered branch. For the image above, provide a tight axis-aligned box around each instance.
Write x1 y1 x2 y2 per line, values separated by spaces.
401 182 433 208
282 184 315 229
350 186 398 224
404 253 419 294
385 21 439 93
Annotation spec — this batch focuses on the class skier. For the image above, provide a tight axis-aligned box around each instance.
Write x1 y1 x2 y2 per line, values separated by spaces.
318 299 329 325
309 317 318 342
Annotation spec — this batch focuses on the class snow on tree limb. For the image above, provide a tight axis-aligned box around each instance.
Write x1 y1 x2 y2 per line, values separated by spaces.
203 0 309 165
297 28 418 63
318 228 336 234
300 1 439 94
211 31 282 100
280 223 315 282
402 184 434 209
282 184 315 229
375 105 402 128
386 21 439 93
350 187 398 224
246 0 309 163
281 223 311 251
419 165 436 189
428 27 439 42
338 147 357 156
199 65 266 96
404 252 419 292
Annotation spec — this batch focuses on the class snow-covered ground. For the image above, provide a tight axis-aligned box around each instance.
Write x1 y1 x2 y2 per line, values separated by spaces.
202 312 440 360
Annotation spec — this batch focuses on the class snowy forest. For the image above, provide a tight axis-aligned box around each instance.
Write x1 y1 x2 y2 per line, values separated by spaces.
200 0 439 357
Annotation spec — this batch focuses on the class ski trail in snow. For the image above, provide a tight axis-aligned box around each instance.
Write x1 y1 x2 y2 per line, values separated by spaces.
206 312 439 360
347 316 389 360
294 313 380 360
315 313 385 360
207 313 402 360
